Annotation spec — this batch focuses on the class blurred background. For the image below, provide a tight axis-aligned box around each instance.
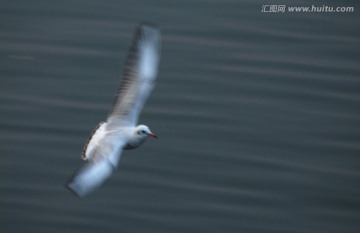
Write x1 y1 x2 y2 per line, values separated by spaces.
1 0 359 232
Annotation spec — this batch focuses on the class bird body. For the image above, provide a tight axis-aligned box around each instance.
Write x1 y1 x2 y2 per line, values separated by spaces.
66 22 161 197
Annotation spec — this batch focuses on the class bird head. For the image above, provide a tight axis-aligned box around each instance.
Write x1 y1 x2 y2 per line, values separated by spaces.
136 125 158 138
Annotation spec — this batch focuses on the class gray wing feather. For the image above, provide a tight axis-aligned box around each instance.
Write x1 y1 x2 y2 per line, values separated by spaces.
107 23 161 127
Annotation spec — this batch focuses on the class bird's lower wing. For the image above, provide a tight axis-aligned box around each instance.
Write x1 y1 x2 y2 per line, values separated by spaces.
66 140 124 197
66 159 114 197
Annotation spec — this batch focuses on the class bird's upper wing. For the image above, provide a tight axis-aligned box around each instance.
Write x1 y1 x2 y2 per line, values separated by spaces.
66 137 125 197
107 23 161 127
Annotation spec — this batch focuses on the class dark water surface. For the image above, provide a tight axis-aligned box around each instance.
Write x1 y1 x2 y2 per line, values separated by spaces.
1 0 359 232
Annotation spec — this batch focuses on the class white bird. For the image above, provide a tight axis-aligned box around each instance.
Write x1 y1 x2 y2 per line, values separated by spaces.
66 22 161 197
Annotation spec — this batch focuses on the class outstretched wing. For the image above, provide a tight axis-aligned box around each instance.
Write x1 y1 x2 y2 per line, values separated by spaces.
66 158 117 197
107 23 161 127
66 137 125 197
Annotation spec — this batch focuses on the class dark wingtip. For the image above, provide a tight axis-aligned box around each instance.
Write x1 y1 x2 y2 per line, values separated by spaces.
64 165 87 198
64 180 82 198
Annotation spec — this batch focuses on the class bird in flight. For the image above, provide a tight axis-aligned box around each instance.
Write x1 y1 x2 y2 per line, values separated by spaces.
66 22 161 197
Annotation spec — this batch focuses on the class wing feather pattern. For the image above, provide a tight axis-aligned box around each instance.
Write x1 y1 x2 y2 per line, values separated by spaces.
108 23 161 127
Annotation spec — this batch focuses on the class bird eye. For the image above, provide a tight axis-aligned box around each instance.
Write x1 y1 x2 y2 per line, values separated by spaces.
141 130 146 134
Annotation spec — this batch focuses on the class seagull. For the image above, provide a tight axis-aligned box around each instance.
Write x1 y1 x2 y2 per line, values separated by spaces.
66 22 161 197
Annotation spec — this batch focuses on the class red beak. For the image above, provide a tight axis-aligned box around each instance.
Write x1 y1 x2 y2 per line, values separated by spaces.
147 133 158 139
